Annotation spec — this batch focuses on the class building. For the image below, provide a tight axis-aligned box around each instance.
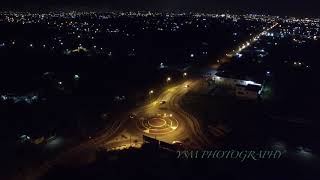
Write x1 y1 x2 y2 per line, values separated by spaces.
213 71 262 88
235 84 262 100
212 69 264 100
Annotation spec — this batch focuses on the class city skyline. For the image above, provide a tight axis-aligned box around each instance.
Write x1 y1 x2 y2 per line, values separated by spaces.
2 0 320 17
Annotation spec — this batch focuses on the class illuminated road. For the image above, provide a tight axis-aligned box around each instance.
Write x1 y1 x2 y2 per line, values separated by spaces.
20 80 209 180
17 22 279 180
102 20 280 148
103 80 210 150
213 22 279 68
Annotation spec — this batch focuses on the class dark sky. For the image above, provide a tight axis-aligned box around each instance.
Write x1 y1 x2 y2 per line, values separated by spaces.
2 0 320 17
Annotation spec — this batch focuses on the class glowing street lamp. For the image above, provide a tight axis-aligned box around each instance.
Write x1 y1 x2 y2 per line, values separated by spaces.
148 90 155 100
74 74 80 81
167 77 171 82
183 72 187 77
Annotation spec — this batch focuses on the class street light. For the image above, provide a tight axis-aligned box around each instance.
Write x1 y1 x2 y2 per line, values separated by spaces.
74 74 80 81
148 90 155 101
183 72 187 77
167 77 171 82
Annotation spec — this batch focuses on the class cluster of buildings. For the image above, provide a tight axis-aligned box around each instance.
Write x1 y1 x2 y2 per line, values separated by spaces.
213 70 263 100
210 14 319 100
0 11 277 57
0 93 40 104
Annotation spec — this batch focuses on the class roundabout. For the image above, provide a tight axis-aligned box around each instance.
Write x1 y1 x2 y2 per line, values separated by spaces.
136 115 179 135
148 118 167 127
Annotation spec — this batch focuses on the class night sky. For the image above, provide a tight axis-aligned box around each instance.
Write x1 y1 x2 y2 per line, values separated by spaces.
2 0 320 17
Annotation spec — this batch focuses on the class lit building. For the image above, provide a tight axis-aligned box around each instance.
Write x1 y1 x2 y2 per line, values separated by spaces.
235 84 262 100
213 71 262 88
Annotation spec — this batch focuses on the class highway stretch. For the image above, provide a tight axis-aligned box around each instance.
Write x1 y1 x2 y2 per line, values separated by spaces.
16 22 279 180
